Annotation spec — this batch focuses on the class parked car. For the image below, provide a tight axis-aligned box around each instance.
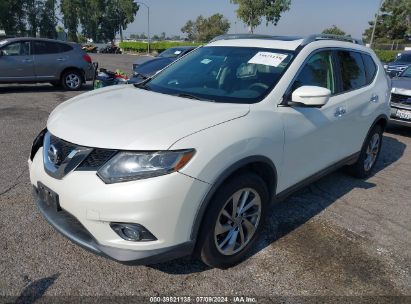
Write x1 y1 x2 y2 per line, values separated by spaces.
0 37 94 90
129 57 174 83
384 50 411 77
29 34 390 268
132 46 196 71
390 65 411 126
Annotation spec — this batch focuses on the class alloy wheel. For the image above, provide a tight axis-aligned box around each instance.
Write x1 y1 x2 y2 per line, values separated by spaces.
214 188 261 256
364 133 380 171
65 73 81 89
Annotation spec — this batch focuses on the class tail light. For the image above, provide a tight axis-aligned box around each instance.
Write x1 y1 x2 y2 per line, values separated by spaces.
83 54 92 64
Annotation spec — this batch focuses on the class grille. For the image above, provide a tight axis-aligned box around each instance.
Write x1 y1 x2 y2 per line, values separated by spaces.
391 93 411 105
77 149 117 170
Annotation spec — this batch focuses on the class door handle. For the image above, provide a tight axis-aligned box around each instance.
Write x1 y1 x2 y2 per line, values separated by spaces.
334 107 347 117
370 94 379 103
57 58 65 61
22 58 32 63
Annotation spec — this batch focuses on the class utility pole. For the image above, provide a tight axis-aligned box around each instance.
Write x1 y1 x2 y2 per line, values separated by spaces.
136 2 150 54
370 0 384 48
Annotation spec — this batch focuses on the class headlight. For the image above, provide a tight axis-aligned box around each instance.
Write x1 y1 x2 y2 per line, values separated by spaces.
97 149 195 184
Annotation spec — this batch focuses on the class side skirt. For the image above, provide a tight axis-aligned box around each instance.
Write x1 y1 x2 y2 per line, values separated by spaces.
274 152 360 203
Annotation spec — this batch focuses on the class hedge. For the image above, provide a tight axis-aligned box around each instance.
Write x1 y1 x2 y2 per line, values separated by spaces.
373 49 399 63
119 41 203 53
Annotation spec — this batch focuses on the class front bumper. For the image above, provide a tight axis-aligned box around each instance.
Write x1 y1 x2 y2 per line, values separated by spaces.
390 103 411 127
33 186 194 264
29 147 210 263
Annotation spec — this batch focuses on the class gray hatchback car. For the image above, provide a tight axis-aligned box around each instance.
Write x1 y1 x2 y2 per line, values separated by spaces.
0 37 94 90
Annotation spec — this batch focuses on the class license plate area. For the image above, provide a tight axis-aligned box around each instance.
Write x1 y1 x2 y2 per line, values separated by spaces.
37 182 61 211
396 109 411 120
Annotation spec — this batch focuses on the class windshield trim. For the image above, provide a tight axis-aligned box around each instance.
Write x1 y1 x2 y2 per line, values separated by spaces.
142 46 296 104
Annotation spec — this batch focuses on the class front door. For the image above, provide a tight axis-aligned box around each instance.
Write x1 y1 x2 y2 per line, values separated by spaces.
278 50 350 191
0 41 35 81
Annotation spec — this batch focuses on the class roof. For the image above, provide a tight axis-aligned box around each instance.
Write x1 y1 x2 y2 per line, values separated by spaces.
0 37 74 45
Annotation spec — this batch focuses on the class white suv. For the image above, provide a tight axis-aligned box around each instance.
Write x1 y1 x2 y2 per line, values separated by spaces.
29 34 390 268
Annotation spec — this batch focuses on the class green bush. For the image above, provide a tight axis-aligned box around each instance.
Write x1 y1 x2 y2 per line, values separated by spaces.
119 41 203 53
373 49 399 63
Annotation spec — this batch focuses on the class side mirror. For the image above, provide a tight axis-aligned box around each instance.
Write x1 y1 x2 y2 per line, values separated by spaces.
291 86 331 107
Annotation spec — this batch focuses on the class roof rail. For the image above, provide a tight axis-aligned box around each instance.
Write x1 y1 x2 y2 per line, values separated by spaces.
210 34 303 43
302 34 363 45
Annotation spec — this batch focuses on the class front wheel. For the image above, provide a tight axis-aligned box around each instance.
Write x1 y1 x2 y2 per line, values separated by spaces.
346 125 383 178
197 173 269 268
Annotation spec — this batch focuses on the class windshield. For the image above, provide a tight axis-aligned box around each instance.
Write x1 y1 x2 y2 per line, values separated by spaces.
395 53 411 63
145 46 294 104
158 48 186 58
400 66 411 77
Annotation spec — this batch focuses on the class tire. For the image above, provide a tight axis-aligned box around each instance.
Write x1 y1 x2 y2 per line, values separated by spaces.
61 70 83 91
197 173 269 269
345 125 383 178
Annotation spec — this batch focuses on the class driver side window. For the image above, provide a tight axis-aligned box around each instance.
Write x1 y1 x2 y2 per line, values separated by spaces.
292 51 336 94
1 41 30 56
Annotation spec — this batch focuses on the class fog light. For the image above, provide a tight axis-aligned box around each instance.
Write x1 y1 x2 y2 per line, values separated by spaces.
110 223 157 242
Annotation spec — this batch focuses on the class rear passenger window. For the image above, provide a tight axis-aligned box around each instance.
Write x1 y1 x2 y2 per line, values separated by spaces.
336 51 366 91
58 43 73 53
292 50 336 94
362 54 377 84
33 41 60 55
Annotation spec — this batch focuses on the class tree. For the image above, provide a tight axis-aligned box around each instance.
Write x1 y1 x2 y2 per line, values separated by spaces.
363 0 411 43
181 14 230 42
60 0 81 42
39 0 57 38
0 0 26 36
322 25 347 36
231 0 291 33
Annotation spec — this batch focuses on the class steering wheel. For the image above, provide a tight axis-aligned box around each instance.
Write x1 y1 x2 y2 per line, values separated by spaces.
248 83 269 91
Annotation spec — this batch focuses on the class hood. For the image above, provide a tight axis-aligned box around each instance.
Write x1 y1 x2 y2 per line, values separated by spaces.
388 61 410 67
135 57 174 77
47 85 249 150
392 77 411 91
133 56 155 66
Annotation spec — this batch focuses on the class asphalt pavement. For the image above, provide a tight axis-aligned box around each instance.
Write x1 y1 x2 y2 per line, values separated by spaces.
0 54 410 301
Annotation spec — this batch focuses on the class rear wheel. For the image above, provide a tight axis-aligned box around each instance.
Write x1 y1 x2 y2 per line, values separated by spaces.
61 70 83 91
346 125 383 178
197 173 269 268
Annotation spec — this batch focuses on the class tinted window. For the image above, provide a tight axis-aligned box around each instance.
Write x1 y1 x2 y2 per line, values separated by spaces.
0 41 30 56
336 51 366 91
292 51 336 94
362 54 377 84
58 43 73 53
33 41 60 55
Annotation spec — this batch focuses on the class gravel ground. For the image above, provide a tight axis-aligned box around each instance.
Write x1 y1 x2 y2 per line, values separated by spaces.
0 54 410 301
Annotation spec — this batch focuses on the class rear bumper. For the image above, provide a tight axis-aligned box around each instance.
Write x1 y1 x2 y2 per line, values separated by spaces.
33 186 194 264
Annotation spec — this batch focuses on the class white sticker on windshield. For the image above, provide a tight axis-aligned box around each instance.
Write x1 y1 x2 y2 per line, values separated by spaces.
201 58 212 64
248 52 288 67
0 40 8 45
174 50 182 55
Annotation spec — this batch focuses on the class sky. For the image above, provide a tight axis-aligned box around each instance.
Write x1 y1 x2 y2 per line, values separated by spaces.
124 0 381 39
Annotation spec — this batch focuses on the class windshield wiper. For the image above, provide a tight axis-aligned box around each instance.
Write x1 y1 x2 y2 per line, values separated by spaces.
176 93 215 102
133 76 152 90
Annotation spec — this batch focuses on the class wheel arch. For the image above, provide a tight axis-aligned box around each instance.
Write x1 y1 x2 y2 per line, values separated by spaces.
190 155 277 241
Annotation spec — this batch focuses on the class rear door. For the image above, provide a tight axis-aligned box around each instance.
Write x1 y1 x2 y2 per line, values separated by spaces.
334 50 380 155
32 40 71 80
0 41 35 81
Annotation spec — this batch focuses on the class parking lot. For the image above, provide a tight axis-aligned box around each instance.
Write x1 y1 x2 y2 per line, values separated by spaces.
0 54 410 299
